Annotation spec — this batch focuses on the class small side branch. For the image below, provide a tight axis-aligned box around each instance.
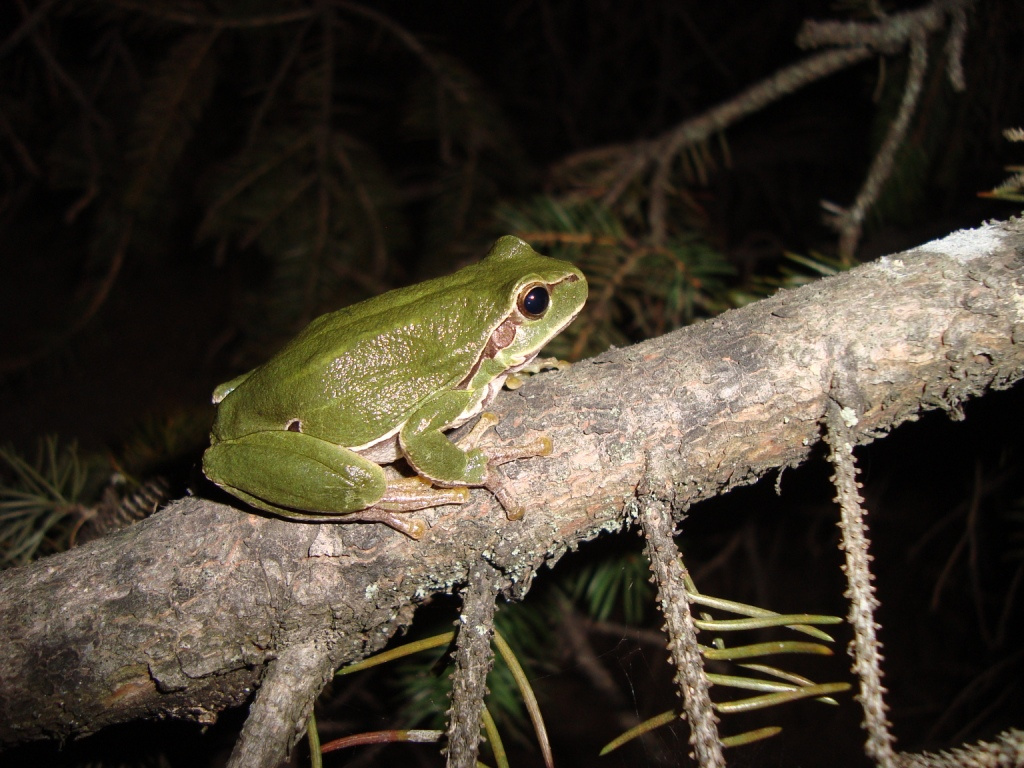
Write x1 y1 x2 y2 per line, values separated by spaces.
825 31 929 260
227 641 336 768
824 398 897 768
446 561 501 768
894 727 1024 768
640 496 725 768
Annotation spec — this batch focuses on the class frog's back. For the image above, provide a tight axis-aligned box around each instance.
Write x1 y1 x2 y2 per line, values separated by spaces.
211 271 503 447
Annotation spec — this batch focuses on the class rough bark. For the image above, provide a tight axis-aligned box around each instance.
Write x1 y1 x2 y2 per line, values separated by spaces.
445 562 501 768
2 218 1023 760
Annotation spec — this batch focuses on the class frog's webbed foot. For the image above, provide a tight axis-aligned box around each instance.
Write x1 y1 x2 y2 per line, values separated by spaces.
460 412 553 521
481 474 526 521
458 412 553 462
504 356 572 390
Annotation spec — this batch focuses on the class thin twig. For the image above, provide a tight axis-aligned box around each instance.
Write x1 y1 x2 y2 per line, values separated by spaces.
332 139 389 275
796 0 971 54
0 0 61 59
0 107 39 176
557 46 873 209
334 0 461 99
245 20 314 148
640 496 725 768
894 727 1024 768
943 5 968 91
824 397 897 768
829 31 929 260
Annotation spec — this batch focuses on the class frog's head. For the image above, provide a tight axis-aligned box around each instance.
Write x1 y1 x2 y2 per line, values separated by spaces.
478 235 588 372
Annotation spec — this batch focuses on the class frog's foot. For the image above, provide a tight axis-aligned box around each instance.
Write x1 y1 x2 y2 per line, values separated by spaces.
460 412 553 465
483 472 527 522
486 435 552 466
459 413 554 521
458 412 502 448
503 356 571 390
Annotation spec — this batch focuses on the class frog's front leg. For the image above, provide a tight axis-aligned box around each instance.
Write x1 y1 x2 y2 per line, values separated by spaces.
202 431 467 539
457 412 552 521
401 391 553 522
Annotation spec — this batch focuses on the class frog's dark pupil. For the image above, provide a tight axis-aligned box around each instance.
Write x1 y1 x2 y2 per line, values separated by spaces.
521 285 550 317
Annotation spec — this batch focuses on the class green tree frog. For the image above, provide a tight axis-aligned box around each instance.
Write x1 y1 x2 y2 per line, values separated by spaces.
202 236 587 539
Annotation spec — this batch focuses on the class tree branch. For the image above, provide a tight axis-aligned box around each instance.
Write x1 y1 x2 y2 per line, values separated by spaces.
640 496 723 768
445 562 501 768
2 219 1024 761
824 397 896 766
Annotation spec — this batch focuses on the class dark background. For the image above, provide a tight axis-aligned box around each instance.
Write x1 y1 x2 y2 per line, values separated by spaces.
2 1 1023 766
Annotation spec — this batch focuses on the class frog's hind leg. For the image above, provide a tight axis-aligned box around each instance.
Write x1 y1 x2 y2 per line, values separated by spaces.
358 476 471 539
342 508 429 540
203 430 388 515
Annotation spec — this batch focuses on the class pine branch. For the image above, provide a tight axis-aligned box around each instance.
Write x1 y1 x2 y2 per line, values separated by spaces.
640 495 724 768
825 395 897 767
895 728 1024 768
554 0 974 256
824 31 928 260
226 641 338 768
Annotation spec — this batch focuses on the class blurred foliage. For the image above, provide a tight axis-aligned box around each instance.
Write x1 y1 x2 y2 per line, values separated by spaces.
0 436 99 566
3 1 1020 372
0 409 205 567
980 128 1024 204
3 0 533 357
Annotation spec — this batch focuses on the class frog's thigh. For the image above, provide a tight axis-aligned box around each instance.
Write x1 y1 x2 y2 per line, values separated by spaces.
205 430 386 515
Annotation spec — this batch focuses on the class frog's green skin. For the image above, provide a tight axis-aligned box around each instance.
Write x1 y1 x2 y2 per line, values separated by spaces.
202 236 587 539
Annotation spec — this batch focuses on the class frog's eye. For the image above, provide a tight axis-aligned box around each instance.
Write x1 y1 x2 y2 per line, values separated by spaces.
518 283 550 319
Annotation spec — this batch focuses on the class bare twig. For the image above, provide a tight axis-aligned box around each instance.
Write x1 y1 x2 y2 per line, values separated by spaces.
557 0 974 257
796 0 970 54
826 31 929 261
824 397 897 768
226 641 337 768
555 44 873 207
332 139 389 275
0 0 61 59
245 20 315 148
640 496 724 768
943 4 968 91
0 107 39 177
334 0 467 104
446 561 501 768
894 727 1024 768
